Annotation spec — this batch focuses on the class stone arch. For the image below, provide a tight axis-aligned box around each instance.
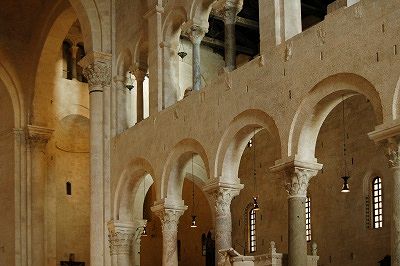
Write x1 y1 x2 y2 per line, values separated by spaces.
68 0 104 53
116 48 133 75
113 158 156 221
161 138 211 202
215 109 281 182
0 53 24 128
162 6 188 42
289 73 383 161
133 31 149 69
393 77 400 120
189 0 215 27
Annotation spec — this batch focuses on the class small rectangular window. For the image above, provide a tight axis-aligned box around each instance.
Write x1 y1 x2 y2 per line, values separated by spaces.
249 208 256 253
66 182 72 195
372 177 383 229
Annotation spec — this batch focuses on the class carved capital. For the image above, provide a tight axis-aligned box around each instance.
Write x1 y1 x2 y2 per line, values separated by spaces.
285 167 318 198
385 137 400 168
133 68 147 83
204 181 242 218
213 0 243 24
107 221 136 256
153 207 185 232
79 52 112 90
186 25 207 45
26 125 54 145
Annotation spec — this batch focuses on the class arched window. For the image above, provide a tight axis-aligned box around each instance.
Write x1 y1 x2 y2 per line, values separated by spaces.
305 196 312 241
372 177 383 229
249 208 256 253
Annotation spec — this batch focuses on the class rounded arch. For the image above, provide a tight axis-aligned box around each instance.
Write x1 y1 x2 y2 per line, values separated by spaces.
161 138 211 202
0 54 24 128
215 109 281 182
116 48 133 76
289 73 383 161
68 0 103 53
162 6 188 43
189 0 214 27
113 158 156 221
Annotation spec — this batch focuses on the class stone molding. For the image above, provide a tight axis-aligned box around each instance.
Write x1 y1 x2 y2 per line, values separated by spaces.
26 125 54 144
368 120 400 168
79 51 112 90
107 220 136 256
151 203 187 232
182 21 208 45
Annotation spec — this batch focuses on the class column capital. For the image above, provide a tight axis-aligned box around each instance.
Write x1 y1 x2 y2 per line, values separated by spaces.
151 201 187 232
133 68 147 83
212 0 243 24
203 180 243 217
369 120 400 168
183 22 208 45
107 220 136 256
271 158 322 198
26 125 54 144
79 51 112 89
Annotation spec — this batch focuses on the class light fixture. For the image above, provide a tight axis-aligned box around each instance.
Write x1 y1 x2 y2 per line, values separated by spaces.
178 39 187 60
191 215 197 228
341 176 350 193
252 128 260 211
142 173 148 237
190 153 198 228
126 71 134 91
340 95 350 193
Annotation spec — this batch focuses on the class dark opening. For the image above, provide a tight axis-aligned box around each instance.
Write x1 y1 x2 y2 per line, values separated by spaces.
66 181 72 195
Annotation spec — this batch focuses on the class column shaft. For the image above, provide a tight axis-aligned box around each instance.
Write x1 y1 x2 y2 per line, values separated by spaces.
392 167 400 266
224 21 236 71
288 196 307 266
192 41 201 91
134 69 146 122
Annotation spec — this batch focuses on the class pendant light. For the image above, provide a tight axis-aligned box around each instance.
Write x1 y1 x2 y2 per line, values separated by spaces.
190 153 198 228
252 128 260 211
340 95 350 193
142 174 148 237
126 71 135 91
178 39 187 60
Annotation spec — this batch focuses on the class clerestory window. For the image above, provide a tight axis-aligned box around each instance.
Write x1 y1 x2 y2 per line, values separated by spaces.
305 196 312 241
372 177 383 229
249 208 256 253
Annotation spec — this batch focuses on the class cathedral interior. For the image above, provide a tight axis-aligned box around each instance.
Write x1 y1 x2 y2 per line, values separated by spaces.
0 0 400 266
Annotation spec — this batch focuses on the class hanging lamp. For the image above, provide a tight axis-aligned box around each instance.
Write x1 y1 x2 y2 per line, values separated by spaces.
190 153 198 228
126 71 135 91
252 128 260 211
142 174 148 237
340 95 350 193
178 39 187 60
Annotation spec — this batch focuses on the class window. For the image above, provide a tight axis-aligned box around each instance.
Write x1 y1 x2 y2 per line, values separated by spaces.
305 196 311 241
249 208 256 253
372 177 383 229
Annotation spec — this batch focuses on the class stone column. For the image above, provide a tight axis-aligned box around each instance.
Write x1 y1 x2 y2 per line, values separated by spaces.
186 25 206 91
369 123 400 266
108 221 136 266
70 45 79 80
204 181 243 266
286 168 318 266
160 40 180 108
386 138 400 266
144 5 164 114
79 51 111 266
27 125 54 266
214 0 243 71
152 203 187 266
113 75 128 134
133 68 147 122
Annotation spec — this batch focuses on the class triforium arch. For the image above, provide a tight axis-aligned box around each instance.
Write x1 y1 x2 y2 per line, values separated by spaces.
215 109 282 183
289 73 383 161
116 48 133 76
113 157 156 221
68 0 107 53
161 138 211 202
188 0 215 27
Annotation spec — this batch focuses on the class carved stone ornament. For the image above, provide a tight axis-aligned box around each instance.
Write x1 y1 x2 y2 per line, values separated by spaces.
385 138 400 168
285 167 318 197
212 0 243 24
316 26 326 46
209 187 240 218
187 25 207 45
26 125 54 144
284 41 293 62
107 222 135 256
82 61 111 89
